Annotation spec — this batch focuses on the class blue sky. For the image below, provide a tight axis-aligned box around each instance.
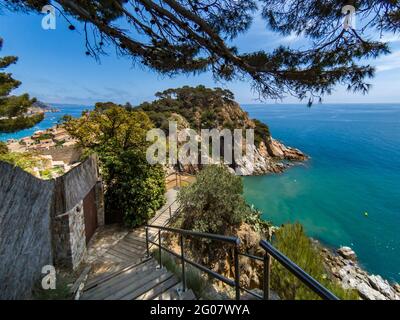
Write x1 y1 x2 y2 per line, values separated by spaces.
1 8 400 106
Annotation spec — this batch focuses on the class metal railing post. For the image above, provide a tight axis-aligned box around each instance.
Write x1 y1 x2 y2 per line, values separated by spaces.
234 244 240 300
180 234 186 292
169 206 172 219
259 240 339 300
158 230 162 269
176 172 178 187
263 253 271 300
145 227 149 258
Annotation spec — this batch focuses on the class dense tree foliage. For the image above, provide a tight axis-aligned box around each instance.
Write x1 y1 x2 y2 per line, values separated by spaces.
3 1 397 103
137 85 270 145
0 113 44 133
272 223 359 300
63 104 166 227
0 38 40 132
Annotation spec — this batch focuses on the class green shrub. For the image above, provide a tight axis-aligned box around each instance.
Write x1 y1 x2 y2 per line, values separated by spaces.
271 223 359 300
179 165 248 234
105 150 166 227
0 151 41 175
178 165 250 260
245 205 271 234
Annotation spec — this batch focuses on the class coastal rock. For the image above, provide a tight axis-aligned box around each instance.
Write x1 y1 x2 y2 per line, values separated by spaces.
235 140 307 176
323 247 400 300
357 282 387 300
176 133 307 176
337 246 357 261
368 275 398 300
267 139 285 158
235 223 265 288
267 139 308 161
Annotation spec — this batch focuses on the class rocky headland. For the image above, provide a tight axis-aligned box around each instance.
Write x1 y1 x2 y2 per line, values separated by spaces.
139 86 308 176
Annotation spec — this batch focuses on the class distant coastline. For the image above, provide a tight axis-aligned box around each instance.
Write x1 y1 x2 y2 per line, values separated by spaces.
0 103 93 142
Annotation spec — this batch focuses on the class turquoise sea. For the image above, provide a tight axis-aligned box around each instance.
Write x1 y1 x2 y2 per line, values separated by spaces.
242 104 400 283
0 104 93 142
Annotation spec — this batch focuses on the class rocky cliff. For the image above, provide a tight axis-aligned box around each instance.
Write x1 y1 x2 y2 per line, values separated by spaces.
139 85 307 175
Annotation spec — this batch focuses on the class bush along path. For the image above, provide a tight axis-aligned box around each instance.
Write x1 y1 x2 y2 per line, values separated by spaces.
79 188 195 300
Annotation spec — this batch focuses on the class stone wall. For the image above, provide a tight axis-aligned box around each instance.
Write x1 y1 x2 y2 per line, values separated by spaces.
69 201 87 268
0 162 54 300
51 156 103 269
0 155 104 299
39 145 82 164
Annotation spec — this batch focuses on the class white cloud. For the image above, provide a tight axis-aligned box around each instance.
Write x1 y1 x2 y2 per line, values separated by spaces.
375 50 400 72
379 33 400 43
279 32 302 44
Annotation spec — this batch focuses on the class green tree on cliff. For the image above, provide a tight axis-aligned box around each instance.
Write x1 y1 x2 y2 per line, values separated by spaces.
0 38 41 133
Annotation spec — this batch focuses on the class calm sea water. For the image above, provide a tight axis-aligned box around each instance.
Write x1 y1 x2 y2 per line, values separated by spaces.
242 104 400 282
0 104 93 142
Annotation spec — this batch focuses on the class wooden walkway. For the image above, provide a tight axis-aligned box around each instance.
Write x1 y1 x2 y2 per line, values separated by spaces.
80 188 195 300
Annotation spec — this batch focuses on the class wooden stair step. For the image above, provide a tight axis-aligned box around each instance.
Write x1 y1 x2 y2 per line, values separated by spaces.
83 266 159 300
153 283 181 300
118 238 146 251
125 236 147 245
128 230 146 238
110 245 143 259
85 259 144 289
107 247 139 261
83 259 156 297
181 289 196 300
120 272 178 300
103 268 170 300
135 275 180 300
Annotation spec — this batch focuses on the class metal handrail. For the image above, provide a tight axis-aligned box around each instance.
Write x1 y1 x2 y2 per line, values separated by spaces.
145 209 338 300
145 224 241 299
147 225 240 245
149 199 178 224
259 240 339 300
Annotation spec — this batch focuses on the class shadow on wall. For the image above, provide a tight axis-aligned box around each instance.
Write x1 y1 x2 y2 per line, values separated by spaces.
0 155 104 299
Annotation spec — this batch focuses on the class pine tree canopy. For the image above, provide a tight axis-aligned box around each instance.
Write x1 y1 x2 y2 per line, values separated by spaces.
2 1 399 103
0 38 36 118
0 38 39 133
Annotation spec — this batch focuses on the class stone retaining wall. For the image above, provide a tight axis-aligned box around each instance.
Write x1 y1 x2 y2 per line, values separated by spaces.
0 155 104 299
39 145 82 164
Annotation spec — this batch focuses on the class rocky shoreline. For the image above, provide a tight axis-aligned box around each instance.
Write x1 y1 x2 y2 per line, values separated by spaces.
322 245 400 300
235 138 308 176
